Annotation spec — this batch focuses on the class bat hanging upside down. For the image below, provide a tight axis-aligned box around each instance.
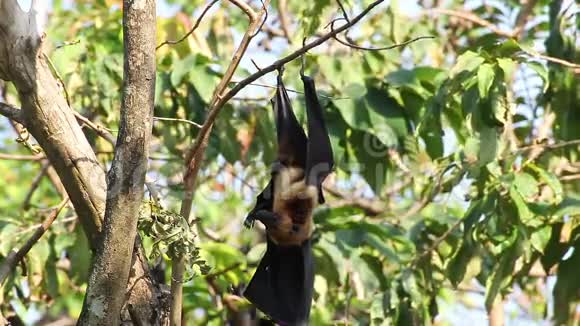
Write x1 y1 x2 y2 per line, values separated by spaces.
243 67 334 325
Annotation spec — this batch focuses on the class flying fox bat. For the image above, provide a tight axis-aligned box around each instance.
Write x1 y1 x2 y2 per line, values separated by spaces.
243 69 334 325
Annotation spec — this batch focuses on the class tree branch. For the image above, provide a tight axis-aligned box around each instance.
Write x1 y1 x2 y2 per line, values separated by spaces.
426 8 515 38
0 102 24 124
0 197 69 285
277 0 292 42
184 0 386 181
0 153 44 161
329 18 434 51
170 1 271 323
513 0 539 38
156 0 220 50
22 160 51 210
523 50 580 73
153 116 202 128
323 184 385 216
227 0 257 21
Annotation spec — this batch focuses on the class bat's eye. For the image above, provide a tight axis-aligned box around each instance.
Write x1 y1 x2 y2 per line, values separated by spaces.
292 224 300 232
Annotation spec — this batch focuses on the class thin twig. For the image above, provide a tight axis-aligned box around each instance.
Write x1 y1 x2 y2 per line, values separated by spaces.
227 0 257 21
277 0 292 42
198 224 223 242
0 153 44 161
560 174 580 182
231 96 269 101
525 111 555 163
399 164 459 220
513 0 539 38
517 139 580 153
73 111 117 144
229 80 349 99
44 53 72 107
426 8 515 38
55 39 81 49
411 216 464 267
523 50 580 73
251 0 268 38
250 58 262 72
324 184 385 216
332 27 434 51
153 116 202 128
22 161 51 210
75 112 165 203
14 215 77 236
336 0 350 23
205 263 242 279
0 197 69 285
156 0 221 50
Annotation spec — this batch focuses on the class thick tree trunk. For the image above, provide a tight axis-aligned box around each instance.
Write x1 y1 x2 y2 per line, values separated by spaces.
78 0 157 324
0 1 167 324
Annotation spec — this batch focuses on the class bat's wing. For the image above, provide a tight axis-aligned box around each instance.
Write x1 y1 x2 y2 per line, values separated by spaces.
274 73 308 168
302 74 334 203
244 238 314 325
244 180 274 228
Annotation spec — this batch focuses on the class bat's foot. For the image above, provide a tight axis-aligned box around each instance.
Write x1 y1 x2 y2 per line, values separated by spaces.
243 217 255 228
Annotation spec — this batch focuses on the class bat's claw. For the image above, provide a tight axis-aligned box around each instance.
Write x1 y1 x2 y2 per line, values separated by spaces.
243 217 255 229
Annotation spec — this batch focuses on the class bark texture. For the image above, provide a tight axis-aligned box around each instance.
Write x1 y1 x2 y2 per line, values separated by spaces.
0 1 167 324
78 0 157 324
0 0 105 245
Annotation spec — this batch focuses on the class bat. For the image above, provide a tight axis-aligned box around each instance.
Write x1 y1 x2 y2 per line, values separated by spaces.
243 69 334 325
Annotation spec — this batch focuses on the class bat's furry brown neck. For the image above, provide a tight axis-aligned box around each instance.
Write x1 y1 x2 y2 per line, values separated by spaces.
270 166 318 246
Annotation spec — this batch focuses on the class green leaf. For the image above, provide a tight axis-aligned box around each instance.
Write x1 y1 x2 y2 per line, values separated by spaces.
493 39 522 57
366 234 401 263
189 65 220 103
246 242 266 263
527 164 564 204
316 235 347 283
450 51 485 77
464 136 480 164
170 55 197 86
447 243 473 287
509 186 534 225
300 0 332 36
530 226 551 254
497 58 516 81
478 126 498 166
68 226 91 282
485 234 522 311
513 172 539 200
334 85 372 130
553 196 580 217
477 63 495 98
201 242 245 267
526 62 549 92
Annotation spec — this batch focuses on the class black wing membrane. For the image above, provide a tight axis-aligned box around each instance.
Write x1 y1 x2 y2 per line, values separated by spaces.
243 180 274 228
243 238 314 325
302 74 334 203
274 74 308 168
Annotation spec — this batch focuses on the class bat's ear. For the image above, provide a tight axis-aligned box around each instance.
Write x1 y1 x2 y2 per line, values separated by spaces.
302 73 334 188
273 68 308 168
